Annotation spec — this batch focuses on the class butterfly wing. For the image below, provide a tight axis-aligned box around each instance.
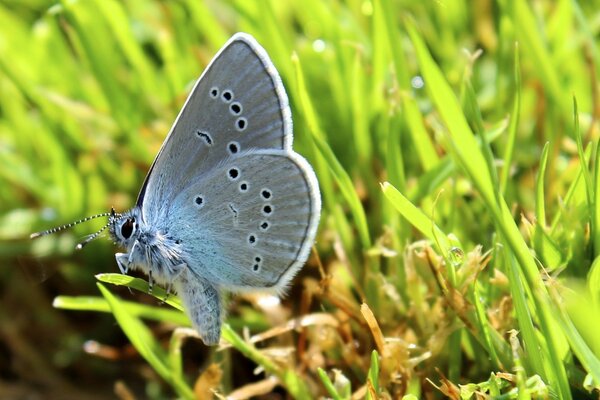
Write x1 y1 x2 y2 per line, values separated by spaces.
165 149 320 293
138 33 293 222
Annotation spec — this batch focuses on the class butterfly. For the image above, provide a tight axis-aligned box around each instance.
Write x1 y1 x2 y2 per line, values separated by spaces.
31 33 321 345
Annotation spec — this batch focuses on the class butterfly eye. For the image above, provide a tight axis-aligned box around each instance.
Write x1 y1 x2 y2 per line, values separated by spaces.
121 218 135 239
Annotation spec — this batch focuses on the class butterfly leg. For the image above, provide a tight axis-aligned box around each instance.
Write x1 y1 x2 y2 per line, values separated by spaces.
115 253 130 274
175 274 222 345
115 238 141 275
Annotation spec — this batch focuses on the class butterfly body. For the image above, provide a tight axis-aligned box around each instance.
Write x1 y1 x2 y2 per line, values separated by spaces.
109 207 186 288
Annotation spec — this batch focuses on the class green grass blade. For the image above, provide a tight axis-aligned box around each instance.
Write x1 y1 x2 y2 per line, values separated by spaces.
405 22 495 203
97 284 194 399
550 144 590 234
53 295 189 326
594 137 600 257
317 368 345 400
573 98 593 212
505 253 545 376
350 50 372 163
366 350 380 400
95 273 183 311
472 281 502 370
500 42 521 196
535 142 550 226
381 182 451 252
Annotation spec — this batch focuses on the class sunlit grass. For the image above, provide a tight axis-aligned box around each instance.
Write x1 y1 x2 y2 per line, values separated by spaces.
2 0 600 398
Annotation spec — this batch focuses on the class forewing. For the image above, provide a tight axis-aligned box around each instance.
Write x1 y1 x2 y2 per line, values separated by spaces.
139 33 292 222
166 150 321 292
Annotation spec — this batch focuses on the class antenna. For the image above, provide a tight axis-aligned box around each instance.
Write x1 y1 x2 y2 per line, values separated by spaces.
75 221 111 250
30 211 116 248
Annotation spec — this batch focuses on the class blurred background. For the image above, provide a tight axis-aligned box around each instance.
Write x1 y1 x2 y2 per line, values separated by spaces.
2 0 600 399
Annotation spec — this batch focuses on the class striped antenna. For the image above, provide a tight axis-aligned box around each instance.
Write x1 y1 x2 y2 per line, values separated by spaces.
76 221 111 250
76 209 120 249
30 212 114 240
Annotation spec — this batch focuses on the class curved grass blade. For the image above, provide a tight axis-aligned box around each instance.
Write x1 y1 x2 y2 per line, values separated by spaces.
53 295 189 326
97 283 194 399
95 273 183 311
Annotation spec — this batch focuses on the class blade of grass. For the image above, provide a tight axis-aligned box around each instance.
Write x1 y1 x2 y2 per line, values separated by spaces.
462 73 500 202
317 368 344 400
573 97 593 211
472 281 502 370
554 302 600 384
381 182 451 252
385 114 406 191
53 295 189 326
550 144 590 234
405 21 494 201
593 136 600 257
95 273 183 310
500 42 521 196
535 142 550 226
504 252 544 375
533 142 564 269
97 283 194 399
366 350 380 400
350 48 372 163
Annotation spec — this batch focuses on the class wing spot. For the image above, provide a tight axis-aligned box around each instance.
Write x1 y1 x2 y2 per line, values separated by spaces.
228 167 240 181
228 141 239 154
260 221 270 231
262 204 273 215
196 130 213 146
229 203 239 226
221 90 233 102
235 117 247 131
230 102 242 115
261 189 272 200
248 234 257 246
194 195 204 208
252 255 262 272
239 181 249 193
210 87 219 98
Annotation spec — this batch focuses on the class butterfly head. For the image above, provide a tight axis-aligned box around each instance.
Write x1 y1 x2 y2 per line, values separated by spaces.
109 208 142 248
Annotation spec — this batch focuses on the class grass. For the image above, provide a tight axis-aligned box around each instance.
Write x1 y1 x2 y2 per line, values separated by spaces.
2 0 600 398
